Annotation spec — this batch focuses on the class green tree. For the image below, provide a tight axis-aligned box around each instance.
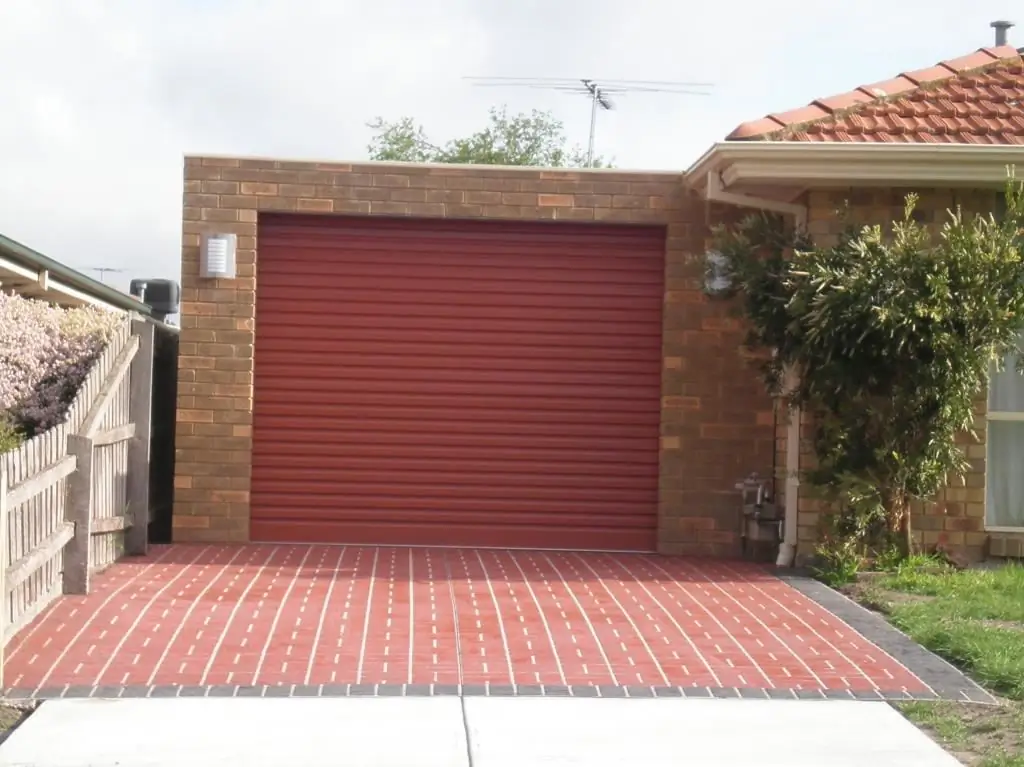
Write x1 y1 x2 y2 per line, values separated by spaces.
366 106 611 168
712 179 1024 556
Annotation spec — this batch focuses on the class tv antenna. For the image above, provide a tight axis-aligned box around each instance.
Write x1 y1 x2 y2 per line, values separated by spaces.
86 267 127 283
464 77 714 167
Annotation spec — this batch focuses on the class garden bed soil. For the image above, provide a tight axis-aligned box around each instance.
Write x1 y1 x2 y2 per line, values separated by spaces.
839 577 936 610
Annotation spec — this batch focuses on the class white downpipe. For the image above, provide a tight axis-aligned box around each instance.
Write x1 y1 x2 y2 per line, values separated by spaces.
777 366 801 567
704 171 806 568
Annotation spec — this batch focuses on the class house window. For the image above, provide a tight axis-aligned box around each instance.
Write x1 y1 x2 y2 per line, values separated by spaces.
995 190 1007 221
987 340 1024 530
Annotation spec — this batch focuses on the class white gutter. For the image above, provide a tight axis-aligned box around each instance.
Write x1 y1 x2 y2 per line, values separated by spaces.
702 169 805 569
0 254 127 313
686 141 1024 189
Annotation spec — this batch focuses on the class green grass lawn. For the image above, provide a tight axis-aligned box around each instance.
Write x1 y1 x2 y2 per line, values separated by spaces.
852 562 1024 766
0 704 33 746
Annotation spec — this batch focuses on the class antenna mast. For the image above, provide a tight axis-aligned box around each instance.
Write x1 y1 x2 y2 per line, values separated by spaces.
582 80 610 167
86 267 127 284
464 77 713 167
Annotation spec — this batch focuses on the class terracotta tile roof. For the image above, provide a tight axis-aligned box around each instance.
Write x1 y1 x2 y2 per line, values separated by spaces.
728 45 1024 143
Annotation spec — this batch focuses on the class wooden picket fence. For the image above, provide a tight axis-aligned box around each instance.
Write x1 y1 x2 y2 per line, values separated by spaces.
0 317 154 685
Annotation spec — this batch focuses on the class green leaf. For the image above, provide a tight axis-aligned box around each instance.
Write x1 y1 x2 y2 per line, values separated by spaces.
711 175 1024 548
366 106 614 168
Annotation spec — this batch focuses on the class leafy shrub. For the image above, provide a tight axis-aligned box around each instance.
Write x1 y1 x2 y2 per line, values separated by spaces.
713 177 1024 558
811 528 865 586
873 545 907 573
0 293 122 439
0 414 22 453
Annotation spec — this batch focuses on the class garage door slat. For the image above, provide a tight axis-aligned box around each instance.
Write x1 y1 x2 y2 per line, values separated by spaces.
253 443 657 466
253 336 662 358
252 392 658 413
258 274 664 298
252 465 655 485
255 377 659 400
254 403 658 424
252 415 658 439
259 262 664 286
256 298 662 324
251 495 655 518
255 429 658 451
256 362 658 387
259 314 660 340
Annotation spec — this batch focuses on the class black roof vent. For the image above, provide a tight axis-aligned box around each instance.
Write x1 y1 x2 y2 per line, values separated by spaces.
129 278 181 322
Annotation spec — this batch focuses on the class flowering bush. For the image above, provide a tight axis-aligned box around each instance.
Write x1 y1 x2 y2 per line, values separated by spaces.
0 293 123 443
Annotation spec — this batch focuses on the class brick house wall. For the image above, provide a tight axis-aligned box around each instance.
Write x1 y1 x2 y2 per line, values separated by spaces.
174 157 777 556
780 187 1024 562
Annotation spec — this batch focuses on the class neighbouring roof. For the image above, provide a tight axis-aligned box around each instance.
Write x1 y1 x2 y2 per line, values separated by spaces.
728 44 1024 143
0 232 150 315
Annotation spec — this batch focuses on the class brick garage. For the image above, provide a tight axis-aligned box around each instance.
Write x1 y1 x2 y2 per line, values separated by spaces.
174 158 775 556
176 45 1024 563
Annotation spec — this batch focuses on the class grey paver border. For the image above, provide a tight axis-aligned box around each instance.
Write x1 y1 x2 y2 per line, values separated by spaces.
777 571 997 705
0 682 990 703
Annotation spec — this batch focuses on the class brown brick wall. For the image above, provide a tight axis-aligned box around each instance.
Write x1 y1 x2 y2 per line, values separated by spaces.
175 157 775 555
791 187 1005 562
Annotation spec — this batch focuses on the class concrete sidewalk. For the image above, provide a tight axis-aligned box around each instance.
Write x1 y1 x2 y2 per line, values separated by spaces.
0 697 961 766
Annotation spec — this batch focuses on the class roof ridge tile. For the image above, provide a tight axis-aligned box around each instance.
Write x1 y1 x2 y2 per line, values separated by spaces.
901 63 958 85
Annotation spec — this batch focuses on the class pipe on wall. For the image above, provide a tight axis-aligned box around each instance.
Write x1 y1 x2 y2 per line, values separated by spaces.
778 367 801 568
704 171 806 568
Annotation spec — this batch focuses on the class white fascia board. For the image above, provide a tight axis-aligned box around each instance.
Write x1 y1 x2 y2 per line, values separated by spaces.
0 255 126 313
685 141 1024 190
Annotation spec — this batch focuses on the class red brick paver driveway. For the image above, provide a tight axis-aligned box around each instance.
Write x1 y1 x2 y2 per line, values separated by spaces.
3 544 929 696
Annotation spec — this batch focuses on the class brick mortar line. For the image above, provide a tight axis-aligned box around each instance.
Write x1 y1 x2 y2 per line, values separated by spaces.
2 683 994 704
777 572 997 704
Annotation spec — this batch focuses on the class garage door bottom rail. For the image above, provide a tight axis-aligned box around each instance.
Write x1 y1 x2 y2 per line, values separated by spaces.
0 544 991 704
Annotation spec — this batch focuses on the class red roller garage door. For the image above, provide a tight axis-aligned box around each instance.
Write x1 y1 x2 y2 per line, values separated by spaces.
251 214 665 550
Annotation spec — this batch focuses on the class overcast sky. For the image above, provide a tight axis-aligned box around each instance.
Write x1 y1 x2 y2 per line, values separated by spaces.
0 1 1017 294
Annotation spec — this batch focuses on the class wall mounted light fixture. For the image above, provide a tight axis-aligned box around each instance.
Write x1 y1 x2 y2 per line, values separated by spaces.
200 233 237 279
703 249 732 296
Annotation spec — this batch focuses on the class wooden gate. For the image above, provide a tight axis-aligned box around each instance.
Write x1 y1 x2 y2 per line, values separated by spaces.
0 318 154 685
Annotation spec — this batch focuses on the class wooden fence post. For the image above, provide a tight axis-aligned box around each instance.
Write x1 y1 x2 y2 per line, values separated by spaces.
126 320 154 556
64 435 94 594
0 466 8 689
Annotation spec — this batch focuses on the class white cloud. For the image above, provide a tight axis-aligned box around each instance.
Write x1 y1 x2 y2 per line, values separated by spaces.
0 0 1017 293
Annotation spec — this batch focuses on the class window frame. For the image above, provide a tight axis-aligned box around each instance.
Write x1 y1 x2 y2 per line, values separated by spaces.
986 344 1024 532
983 189 1024 531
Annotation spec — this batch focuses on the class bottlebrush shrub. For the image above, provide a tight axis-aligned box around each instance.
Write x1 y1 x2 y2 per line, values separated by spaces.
0 292 123 439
